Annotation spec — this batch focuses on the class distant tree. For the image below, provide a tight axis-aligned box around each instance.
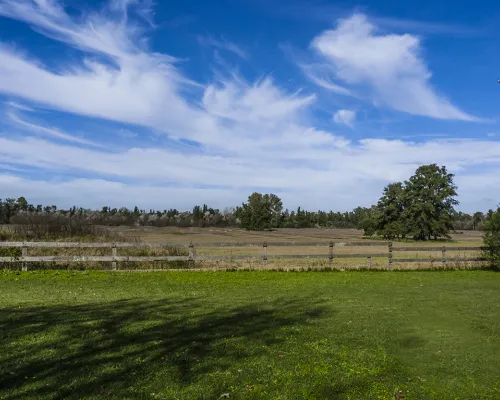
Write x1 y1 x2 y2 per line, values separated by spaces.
0 198 16 224
482 207 500 270
361 164 459 240
357 205 379 237
192 205 203 227
453 211 473 230
16 197 29 212
237 192 283 230
403 164 458 240
473 212 484 231
374 182 406 239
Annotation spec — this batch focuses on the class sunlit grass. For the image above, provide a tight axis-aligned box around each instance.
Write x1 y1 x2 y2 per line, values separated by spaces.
1 270 500 399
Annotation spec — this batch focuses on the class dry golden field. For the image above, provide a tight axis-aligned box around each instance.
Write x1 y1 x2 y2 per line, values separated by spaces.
1 226 485 270
108 226 485 270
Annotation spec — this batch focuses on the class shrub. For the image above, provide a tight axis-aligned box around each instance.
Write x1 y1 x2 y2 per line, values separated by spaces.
0 228 10 241
482 207 500 270
9 213 114 241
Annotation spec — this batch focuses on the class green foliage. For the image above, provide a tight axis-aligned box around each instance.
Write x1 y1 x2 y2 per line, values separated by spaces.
482 207 500 270
237 192 283 230
403 164 458 240
0 228 9 241
375 182 406 239
363 164 459 240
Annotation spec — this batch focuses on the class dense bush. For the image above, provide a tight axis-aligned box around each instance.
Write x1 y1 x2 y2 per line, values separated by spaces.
9 213 113 241
482 207 500 270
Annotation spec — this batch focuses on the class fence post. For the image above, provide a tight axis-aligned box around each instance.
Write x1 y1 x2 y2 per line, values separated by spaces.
329 241 334 264
188 242 194 262
388 242 393 271
111 244 117 271
22 244 28 272
263 241 268 265
442 246 446 269
367 256 372 269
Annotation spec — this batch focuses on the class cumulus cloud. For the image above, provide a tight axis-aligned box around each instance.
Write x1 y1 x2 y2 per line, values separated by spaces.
1 135 500 210
333 109 355 127
309 14 477 121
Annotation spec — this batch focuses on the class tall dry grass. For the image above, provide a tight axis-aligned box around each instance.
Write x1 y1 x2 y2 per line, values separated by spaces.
0 215 190 271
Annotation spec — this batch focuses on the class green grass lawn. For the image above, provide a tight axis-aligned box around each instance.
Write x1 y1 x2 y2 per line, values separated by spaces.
1 271 500 400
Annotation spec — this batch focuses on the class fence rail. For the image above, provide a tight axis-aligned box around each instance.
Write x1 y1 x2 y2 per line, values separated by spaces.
0 241 486 271
0 241 389 248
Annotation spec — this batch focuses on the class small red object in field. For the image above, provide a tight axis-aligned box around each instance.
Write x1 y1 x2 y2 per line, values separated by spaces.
394 392 405 399
246 385 254 391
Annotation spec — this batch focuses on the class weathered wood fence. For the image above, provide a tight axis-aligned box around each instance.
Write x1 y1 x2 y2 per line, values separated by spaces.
0 241 485 271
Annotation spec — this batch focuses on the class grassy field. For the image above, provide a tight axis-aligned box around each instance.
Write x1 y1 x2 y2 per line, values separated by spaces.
1 270 500 399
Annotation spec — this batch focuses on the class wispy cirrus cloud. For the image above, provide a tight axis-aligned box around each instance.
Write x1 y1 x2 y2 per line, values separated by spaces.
7 110 100 147
251 0 485 37
300 63 352 96
4 100 35 112
0 0 496 212
197 35 248 59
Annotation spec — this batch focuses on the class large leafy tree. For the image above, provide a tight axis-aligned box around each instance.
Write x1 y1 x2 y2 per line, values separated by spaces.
403 164 458 240
237 192 283 231
361 164 459 240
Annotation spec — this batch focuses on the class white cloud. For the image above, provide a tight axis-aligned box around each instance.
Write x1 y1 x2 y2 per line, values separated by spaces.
0 1 496 213
7 110 100 147
202 77 315 123
309 14 477 121
0 135 500 211
197 35 248 59
333 109 355 127
0 0 154 59
4 100 35 112
300 64 352 96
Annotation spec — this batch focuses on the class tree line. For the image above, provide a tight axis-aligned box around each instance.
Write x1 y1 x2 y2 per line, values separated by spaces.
235 164 497 240
0 163 495 236
0 197 378 229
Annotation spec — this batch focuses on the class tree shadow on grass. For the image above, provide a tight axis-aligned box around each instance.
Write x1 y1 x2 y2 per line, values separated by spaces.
0 297 328 399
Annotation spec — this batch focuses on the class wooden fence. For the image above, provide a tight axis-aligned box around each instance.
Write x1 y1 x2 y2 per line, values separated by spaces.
0 241 486 271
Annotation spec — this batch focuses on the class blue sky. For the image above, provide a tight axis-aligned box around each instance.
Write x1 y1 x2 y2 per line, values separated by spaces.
0 0 499 212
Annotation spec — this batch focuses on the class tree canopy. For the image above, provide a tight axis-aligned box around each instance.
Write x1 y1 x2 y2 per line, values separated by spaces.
236 193 283 231
362 164 459 240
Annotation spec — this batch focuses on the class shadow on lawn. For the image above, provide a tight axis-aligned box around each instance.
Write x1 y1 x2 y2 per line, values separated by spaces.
0 297 328 399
